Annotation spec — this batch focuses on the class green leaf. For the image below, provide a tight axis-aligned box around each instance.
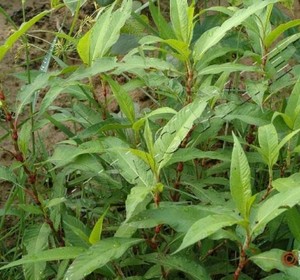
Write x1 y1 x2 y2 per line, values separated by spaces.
264 19 300 48
64 238 143 280
18 120 32 156
257 123 278 167
250 186 300 237
0 166 17 184
64 0 87 15
77 29 91 64
149 0 175 39
89 206 109 245
100 137 155 187
129 205 234 232
140 253 210 280
89 0 132 64
230 133 252 219
193 0 279 61
285 207 300 242
198 63 259 76
170 0 194 44
174 214 239 253
285 78 300 129
105 76 135 124
0 247 85 270
125 186 152 222
0 8 55 61
250 249 300 279
23 223 51 280
154 99 207 172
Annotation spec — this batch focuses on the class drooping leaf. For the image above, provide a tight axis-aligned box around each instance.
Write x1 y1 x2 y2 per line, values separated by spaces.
230 133 252 219
0 8 56 61
198 63 259 76
174 214 239 253
154 99 207 172
250 249 300 279
64 238 143 280
0 247 85 270
250 186 300 237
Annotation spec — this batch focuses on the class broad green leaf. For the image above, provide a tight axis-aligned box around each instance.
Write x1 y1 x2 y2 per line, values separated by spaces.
63 215 90 248
77 29 91 64
250 249 300 279
129 205 234 232
230 133 252 219
16 71 60 119
198 63 259 76
264 19 300 48
0 247 85 270
89 206 109 245
129 149 155 173
245 80 268 107
193 0 279 61
18 120 32 156
140 253 210 280
49 140 105 168
0 166 17 183
0 8 56 61
23 223 51 280
149 0 176 39
170 0 194 44
89 0 132 64
64 238 143 280
64 0 87 15
285 78 300 129
125 186 152 222
250 186 300 237
174 214 239 253
105 76 135 124
164 39 191 61
257 123 278 167
100 137 155 187
286 207 300 242
154 99 207 172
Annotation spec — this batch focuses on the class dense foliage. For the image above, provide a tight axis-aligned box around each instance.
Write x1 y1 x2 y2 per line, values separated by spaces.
1 0 300 279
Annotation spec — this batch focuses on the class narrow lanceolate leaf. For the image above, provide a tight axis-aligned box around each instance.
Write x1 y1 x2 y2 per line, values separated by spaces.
174 214 239 253
0 247 85 270
0 8 56 61
250 186 300 237
23 223 51 280
154 99 207 172
285 78 300 129
193 0 279 61
64 238 143 280
89 206 109 245
170 0 194 44
0 166 17 183
257 123 278 167
105 76 135 124
90 0 131 64
230 133 252 219
264 19 300 48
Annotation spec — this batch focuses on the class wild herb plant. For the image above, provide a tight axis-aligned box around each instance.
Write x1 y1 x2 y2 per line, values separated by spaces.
1 0 300 279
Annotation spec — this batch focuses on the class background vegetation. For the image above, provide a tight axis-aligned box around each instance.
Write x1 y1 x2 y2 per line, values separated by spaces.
1 0 300 279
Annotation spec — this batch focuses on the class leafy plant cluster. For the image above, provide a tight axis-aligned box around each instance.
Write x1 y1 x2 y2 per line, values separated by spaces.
1 0 300 279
